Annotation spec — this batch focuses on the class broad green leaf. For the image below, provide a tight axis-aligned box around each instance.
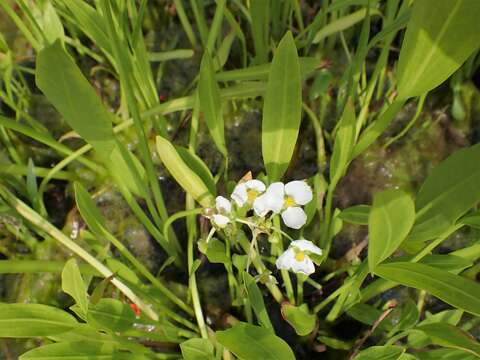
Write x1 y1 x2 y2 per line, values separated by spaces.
368 189 415 272
87 298 135 333
415 348 477 360
408 309 463 348
330 101 356 184
396 0 480 99
216 322 295 360
39 0 64 45
199 238 229 264
313 8 381 43
375 262 480 317
156 136 214 207
243 272 273 330
180 338 215 360
339 205 370 225
0 303 77 337
281 304 316 336
408 144 480 243
62 259 89 318
198 53 227 156
347 303 382 326
416 323 480 358
36 41 145 196
262 31 301 181
354 345 404 360
176 147 216 197
19 341 143 360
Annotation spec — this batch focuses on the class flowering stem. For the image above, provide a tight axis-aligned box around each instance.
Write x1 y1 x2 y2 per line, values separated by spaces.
186 195 208 339
273 217 295 304
238 233 284 303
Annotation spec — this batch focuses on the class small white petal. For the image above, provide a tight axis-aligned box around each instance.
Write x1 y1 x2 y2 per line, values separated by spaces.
215 196 232 213
281 207 307 229
291 257 315 275
285 181 313 205
212 214 230 228
291 240 322 255
275 248 296 270
245 179 266 193
264 183 285 213
231 183 247 207
253 194 269 217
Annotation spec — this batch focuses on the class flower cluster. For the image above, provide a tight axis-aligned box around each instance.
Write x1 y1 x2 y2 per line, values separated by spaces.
207 178 322 276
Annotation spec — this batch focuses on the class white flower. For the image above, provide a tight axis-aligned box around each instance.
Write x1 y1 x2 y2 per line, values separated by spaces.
276 240 322 275
252 180 312 229
231 179 266 207
211 196 232 228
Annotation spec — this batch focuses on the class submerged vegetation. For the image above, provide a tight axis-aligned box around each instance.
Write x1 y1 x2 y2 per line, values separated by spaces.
1 0 480 358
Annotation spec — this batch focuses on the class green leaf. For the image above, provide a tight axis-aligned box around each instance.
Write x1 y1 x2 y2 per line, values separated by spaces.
415 348 477 360
216 322 295 360
262 31 302 181
330 101 356 184
87 298 135 333
200 238 229 264
180 338 215 360
408 310 463 349
408 144 480 243
19 341 142 360
396 0 480 99
313 8 381 43
243 272 273 330
105 258 140 285
375 262 480 317
416 323 480 358
176 146 216 197
281 303 316 336
354 345 404 360
156 136 214 207
62 259 89 318
339 205 370 225
368 189 415 272
74 182 107 238
0 303 77 337
198 52 227 156
36 41 145 196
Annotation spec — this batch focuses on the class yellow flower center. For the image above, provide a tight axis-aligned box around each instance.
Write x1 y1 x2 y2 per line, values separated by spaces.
295 251 306 262
247 189 259 202
284 196 296 208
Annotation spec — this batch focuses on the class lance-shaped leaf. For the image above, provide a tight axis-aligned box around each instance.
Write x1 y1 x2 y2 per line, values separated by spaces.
156 136 214 208
368 189 415 272
396 0 480 100
62 259 89 319
36 40 145 196
199 52 227 156
375 262 480 317
407 143 480 243
262 31 301 182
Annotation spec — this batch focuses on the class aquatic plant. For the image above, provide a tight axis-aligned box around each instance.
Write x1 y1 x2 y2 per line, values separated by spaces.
0 0 480 359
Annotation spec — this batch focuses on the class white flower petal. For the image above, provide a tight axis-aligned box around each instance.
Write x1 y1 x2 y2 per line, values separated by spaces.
267 182 285 197
253 194 269 217
291 239 322 255
212 214 230 228
291 257 315 275
275 248 296 270
281 207 307 229
231 183 247 207
285 180 313 205
215 196 232 213
245 179 266 193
